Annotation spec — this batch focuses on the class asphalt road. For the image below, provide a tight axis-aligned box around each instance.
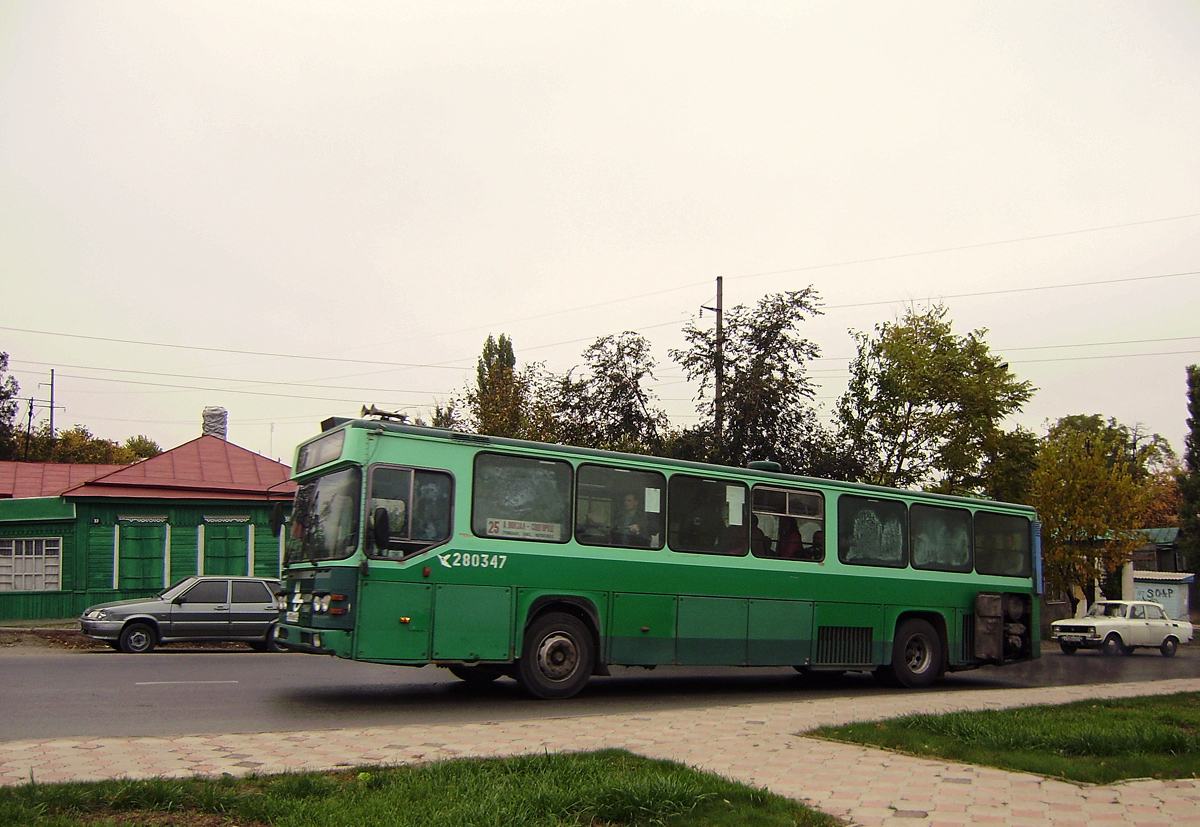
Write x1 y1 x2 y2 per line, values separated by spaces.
3 643 1198 743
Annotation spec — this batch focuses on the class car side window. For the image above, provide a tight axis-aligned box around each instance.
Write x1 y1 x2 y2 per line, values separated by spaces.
232 581 272 604
183 580 229 603
1130 604 1145 619
1146 605 1166 620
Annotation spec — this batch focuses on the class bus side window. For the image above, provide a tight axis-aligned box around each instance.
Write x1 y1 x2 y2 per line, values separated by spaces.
911 504 972 573
368 466 453 558
668 475 748 556
750 486 825 562
575 464 665 550
974 512 1031 577
838 495 907 568
472 453 573 543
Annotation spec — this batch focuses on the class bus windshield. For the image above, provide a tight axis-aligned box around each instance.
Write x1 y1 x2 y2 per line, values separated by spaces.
286 467 362 563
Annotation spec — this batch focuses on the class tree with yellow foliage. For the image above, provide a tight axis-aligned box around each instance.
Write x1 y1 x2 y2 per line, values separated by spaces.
1031 420 1146 610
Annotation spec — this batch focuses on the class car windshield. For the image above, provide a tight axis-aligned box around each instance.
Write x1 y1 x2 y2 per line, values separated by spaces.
1087 603 1127 618
286 466 363 563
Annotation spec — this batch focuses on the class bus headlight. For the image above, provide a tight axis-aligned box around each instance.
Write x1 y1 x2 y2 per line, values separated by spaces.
312 633 322 648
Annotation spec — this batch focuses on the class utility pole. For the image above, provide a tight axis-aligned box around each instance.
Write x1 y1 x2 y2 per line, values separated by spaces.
23 370 65 460
47 372 55 439
23 397 34 461
702 276 725 445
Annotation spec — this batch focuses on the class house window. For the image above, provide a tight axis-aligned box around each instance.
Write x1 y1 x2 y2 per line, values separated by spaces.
0 538 62 591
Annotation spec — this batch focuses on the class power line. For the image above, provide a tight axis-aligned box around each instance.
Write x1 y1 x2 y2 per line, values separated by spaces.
3 252 1197 373
825 269 1200 311
0 326 471 371
727 212 1200 284
9 359 451 396
48 372 436 407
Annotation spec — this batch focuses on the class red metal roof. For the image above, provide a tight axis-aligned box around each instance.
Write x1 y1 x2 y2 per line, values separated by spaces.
63 436 295 501
0 461 126 499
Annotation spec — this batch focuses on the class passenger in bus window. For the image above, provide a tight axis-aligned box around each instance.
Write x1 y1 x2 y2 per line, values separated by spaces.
750 515 770 556
808 529 824 558
777 516 802 558
613 492 650 547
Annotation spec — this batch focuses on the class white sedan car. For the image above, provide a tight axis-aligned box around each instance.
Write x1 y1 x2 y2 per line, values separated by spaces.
1050 600 1194 657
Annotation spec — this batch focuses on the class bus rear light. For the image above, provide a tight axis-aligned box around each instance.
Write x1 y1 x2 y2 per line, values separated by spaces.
330 607 347 615
331 594 346 601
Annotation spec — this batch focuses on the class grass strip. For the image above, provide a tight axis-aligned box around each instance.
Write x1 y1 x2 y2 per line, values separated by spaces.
813 691 1200 785
0 749 837 827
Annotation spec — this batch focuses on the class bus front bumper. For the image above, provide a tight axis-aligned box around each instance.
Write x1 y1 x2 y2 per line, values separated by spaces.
275 624 352 657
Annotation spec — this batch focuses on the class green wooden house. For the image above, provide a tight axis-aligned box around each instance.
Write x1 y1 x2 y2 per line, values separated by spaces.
0 436 294 621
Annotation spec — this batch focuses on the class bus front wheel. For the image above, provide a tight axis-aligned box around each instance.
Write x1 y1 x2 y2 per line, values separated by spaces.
517 612 594 700
880 619 941 688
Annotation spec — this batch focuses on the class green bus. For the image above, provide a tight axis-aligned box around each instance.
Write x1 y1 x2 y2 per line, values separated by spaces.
271 416 1041 699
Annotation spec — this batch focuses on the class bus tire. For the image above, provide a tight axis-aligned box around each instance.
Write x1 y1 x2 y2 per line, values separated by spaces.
517 612 594 700
885 618 941 688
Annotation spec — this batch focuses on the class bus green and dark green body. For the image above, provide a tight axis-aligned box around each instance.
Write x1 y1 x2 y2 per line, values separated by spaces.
274 418 1041 695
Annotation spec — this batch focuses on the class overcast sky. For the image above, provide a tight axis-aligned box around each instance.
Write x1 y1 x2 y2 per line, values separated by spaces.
2 1 1199 465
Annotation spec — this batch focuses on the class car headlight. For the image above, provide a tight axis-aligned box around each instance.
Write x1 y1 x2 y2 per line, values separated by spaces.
85 609 109 620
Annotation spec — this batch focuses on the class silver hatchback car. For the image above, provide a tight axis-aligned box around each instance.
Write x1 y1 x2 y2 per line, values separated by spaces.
79 576 282 653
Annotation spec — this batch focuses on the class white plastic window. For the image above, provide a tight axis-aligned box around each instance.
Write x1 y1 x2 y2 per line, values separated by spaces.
0 538 62 592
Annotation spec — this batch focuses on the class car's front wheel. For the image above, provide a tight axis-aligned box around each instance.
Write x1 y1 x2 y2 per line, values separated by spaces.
1100 634 1127 656
1160 637 1178 658
118 622 157 654
1058 641 1078 655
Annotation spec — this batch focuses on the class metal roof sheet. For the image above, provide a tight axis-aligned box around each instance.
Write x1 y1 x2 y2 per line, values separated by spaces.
63 436 294 499
0 462 126 498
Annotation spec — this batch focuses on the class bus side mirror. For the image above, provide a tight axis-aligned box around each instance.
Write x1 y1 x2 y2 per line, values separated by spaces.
269 502 285 538
372 507 391 551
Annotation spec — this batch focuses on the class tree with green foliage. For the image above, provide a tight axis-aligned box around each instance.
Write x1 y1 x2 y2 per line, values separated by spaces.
467 334 526 438
0 352 20 461
1052 414 1176 481
836 303 1033 493
1178 365 1200 575
23 423 160 464
550 332 668 454
671 289 825 470
976 426 1040 503
1031 419 1147 609
122 434 163 460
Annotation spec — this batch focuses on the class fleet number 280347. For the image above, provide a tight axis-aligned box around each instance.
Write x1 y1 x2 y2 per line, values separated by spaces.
437 552 507 569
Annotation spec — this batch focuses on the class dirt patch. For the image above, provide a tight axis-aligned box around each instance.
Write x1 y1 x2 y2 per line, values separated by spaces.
0 628 108 650
0 629 253 652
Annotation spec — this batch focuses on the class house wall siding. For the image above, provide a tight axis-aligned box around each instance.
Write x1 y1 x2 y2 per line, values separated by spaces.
0 499 289 621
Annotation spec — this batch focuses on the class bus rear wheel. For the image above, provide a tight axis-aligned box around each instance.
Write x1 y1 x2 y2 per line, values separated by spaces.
879 619 941 688
517 612 594 700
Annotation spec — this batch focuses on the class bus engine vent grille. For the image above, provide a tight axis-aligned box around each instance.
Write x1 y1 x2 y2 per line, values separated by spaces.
815 626 873 665
961 614 976 662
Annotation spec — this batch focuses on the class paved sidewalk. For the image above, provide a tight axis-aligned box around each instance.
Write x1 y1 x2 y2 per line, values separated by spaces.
3 678 1199 826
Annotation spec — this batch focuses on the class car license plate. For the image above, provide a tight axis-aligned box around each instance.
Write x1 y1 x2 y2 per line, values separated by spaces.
1060 635 1084 642
286 611 299 623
